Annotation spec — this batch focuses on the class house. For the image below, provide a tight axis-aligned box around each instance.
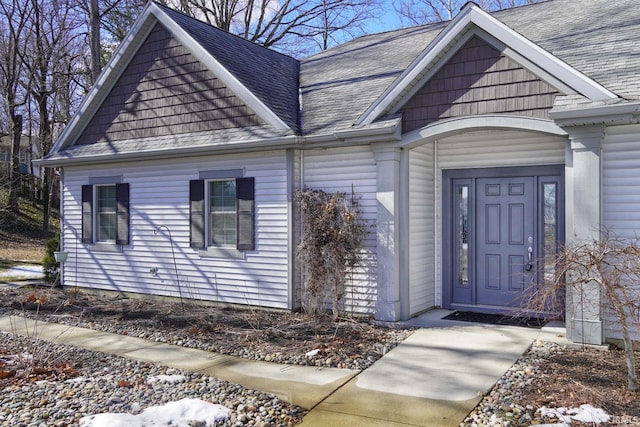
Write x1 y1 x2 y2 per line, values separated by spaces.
2 134 41 199
1 134 37 176
37 0 640 345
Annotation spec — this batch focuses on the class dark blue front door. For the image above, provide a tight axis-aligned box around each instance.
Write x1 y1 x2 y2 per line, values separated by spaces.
443 166 564 311
475 177 534 307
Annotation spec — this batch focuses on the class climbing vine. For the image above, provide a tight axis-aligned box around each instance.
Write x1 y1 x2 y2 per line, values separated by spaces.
295 188 368 319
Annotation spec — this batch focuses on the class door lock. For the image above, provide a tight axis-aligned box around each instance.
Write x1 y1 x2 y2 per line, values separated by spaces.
526 245 533 271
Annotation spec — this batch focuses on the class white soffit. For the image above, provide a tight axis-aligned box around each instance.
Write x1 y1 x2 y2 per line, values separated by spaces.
356 4 618 126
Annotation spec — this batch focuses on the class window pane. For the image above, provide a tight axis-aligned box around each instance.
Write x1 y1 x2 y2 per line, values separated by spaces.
97 185 116 242
209 180 237 246
457 185 469 287
543 183 557 281
98 213 116 242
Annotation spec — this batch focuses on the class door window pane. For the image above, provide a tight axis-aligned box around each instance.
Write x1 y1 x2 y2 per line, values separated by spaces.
542 183 557 281
457 185 469 287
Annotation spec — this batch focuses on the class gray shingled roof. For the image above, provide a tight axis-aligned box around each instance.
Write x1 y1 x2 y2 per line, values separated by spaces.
299 0 640 136
43 0 640 165
495 0 640 102
155 3 301 133
300 25 443 136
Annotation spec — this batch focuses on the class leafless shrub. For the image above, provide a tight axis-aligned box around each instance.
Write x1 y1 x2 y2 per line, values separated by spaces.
8 290 75 380
525 233 640 391
295 188 369 319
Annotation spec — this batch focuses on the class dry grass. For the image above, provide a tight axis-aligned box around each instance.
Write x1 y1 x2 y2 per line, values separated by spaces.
0 189 56 264
0 240 46 263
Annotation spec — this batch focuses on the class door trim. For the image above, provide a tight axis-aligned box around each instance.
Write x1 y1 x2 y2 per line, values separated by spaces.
442 165 565 313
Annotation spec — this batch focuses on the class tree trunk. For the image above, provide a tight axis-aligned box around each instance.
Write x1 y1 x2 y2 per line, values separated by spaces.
89 0 101 84
41 168 51 232
37 90 52 232
623 330 638 391
7 113 23 212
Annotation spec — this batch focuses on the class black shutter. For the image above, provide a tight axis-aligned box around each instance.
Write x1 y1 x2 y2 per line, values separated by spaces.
190 180 205 249
236 177 255 251
81 185 93 243
115 183 129 245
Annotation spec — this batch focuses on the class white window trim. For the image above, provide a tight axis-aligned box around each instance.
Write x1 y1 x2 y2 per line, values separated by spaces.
198 169 245 260
88 175 123 253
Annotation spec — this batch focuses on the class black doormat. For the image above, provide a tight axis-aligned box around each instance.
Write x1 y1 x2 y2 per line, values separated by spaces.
443 311 546 329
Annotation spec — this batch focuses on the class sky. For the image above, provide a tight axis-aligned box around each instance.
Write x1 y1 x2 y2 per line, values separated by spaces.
365 0 404 34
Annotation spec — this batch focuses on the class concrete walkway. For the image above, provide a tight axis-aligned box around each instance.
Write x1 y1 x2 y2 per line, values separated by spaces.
0 310 571 426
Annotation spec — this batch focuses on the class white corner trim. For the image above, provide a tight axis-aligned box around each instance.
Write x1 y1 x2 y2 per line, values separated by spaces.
401 115 567 148
50 3 158 155
152 6 290 132
356 4 617 126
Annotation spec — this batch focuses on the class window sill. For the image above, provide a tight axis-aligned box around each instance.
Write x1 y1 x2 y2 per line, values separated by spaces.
88 243 123 253
198 246 245 260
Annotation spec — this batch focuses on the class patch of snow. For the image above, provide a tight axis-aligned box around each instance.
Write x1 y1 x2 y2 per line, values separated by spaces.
79 398 231 427
539 404 610 424
540 406 573 423
0 265 44 278
147 374 186 384
65 377 89 384
568 404 611 423
305 349 319 358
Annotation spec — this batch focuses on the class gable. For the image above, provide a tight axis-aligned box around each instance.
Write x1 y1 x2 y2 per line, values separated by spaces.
77 23 264 146
401 36 560 133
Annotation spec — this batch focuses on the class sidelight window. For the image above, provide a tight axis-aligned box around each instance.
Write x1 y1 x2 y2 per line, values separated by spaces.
456 184 470 287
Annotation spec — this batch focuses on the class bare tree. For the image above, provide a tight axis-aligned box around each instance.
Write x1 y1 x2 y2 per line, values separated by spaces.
393 0 539 26
0 0 33 212
22 0 83 231
526 233 640 391
72 0 126 86
174 0 382 55
99 0 146 42
89 0 101 83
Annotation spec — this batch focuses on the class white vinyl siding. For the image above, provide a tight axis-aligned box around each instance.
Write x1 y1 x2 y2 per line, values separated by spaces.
602 124 640 340
302 146 377 314
409 143 436 315
603 124 640 235
60 150 290 309
434 129 567 305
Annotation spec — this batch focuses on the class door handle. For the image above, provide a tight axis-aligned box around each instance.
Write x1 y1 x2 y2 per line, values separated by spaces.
526 245 533 271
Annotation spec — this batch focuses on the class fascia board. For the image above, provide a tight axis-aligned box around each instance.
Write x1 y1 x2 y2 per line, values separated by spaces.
36 135 301 167
356 5 617 126
50 3 158 154
153 7 290 131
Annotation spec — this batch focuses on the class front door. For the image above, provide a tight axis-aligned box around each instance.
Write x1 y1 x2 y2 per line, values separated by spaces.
443 166 564 311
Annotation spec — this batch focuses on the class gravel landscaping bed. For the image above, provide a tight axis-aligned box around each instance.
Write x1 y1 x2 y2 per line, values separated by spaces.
0 332 304 427
1 286 637 427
